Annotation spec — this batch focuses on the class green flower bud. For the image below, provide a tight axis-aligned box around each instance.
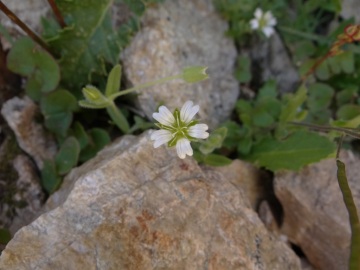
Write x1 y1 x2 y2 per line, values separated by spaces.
82 85 109 105
182 66 209 83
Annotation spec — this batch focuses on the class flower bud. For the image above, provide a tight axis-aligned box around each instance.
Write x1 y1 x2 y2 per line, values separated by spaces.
182 66 209 83
82 85 108 104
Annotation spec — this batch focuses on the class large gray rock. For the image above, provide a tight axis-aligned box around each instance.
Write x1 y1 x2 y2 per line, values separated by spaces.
0 131 301 270
275 150 360 270
121 0 239 129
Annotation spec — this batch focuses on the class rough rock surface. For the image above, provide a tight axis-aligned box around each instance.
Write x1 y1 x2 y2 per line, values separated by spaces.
7 155 44 234
121 0 239 129
0 0 50 49
275 150 360 270
246 33 300 93
0 131 301 270
1 96 57 169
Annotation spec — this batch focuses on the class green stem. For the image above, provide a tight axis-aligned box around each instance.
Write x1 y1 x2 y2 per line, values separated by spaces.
106 102 130 134
289 122 360 140
336 158 360 270
278 26 327 43
109 74 182 100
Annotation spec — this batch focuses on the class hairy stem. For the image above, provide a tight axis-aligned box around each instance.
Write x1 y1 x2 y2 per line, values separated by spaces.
110 74 182 100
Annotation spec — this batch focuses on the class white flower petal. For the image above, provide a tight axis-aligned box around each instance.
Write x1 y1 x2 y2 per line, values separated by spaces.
180 101 199 124
254 8 262 18
152 106 175 126
268 17 277 26
250 19 259 30
150 130 173 148
188 124 209 139
263 26 275 37
176 138 193 159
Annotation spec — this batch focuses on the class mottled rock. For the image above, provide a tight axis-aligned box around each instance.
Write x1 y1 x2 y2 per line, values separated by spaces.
8 155 44 234
1 96 57 169
210 159 265 210
0 0 50 49
121 0 239 128
341 0 360 23
275 150 360 270
246 33 300 93
0 131 301 270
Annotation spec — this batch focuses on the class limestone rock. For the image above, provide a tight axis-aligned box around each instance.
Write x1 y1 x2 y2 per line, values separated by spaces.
1 96 57 169
0 0 50 49
0 131 301 270
274 150 360 270
121 0 239 129
246 33 300 93
8 155 44 234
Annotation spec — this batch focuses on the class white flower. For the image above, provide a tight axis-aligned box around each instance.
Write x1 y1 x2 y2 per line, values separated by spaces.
250 8 277 38
151 101 209 159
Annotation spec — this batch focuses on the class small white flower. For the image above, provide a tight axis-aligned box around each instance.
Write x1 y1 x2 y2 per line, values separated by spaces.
151 101 209 159
250 8 277 38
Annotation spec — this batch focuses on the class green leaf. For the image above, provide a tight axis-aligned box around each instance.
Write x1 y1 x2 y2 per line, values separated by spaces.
315 59 330 80
71 122 89 150
106 104 130 133
307 83 334 112
7 37 60 99
336 105 360 120
339 51 354 74
79 128 111 162
253 107 274 127
235 55 251 83
41 89 78 137
55 137 80 175
257 80 277 101
7 37 36 75
47 0 120 93
0 228 11 245
199 127 227 155
203 154 232 166
246 130 336 171
237 136 252 155
279 85 307 123
336 160 360 270
105 64 122 97
41 159 61 194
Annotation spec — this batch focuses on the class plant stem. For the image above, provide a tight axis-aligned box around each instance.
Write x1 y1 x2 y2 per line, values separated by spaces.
110 74 182 100
47 0 66 28
289 122 360 139
278 26 327 43
0 1 51 53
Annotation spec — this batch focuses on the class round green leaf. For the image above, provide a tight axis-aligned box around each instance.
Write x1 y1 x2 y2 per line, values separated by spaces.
55 137 80 175
79 128 111 162
41 159 61 194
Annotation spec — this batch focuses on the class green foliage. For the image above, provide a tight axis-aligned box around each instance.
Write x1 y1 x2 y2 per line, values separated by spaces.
193 127 232 166
222 84 336 170
336 159 360 270
55 137 80 175
40 89 78 137
41 159 61 194
79 128 111 162
235 55 252 83
246 130 336 171
44 0 119 93
7 37 60 101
